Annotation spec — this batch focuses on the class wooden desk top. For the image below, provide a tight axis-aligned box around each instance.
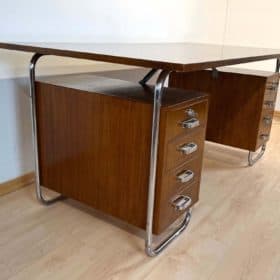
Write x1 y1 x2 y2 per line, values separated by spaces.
0 42 280 72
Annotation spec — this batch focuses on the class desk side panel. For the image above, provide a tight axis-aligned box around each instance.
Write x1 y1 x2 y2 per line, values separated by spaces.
35 82 152 230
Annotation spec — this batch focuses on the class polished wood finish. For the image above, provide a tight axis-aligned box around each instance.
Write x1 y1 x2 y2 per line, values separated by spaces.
165 129 205 171
169 68 279 151
35 74 208 234
0 42 280 71
164 100 208 139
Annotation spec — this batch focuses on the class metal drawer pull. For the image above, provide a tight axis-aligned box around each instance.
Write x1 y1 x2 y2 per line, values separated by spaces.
181 118 200 129
267 82 278 91
172 195 192 211
267 85 277 91
179 142 198 155
263 116 272 125
260 134 269 141
185 108 198 118
264 101 275 108
177 170 194 183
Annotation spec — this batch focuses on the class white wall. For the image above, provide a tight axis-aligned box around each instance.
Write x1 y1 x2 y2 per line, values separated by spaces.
0 0 191 183
225 0 280 109
0 0 280 183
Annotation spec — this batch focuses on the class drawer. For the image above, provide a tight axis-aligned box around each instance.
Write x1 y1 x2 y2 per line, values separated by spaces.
264 91 277 102
263 100 276 111
165 128 205 171
260 109 274 127
164 100 208 140
258 124 272 141
256 115 273 148
165 156 202 194
169 184 199 214
264 89 277 102
155 181 199 234
256 131 271 149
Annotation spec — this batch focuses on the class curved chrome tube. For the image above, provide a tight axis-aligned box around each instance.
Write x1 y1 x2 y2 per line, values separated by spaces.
144 69 192 257
29 53 65 205
30 56 191 252
248 58 279 167
248 144 266 166
139 68 158 85
276 58 280 73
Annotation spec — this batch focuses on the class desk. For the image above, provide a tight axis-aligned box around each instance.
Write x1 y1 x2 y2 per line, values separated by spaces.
0 42 279 256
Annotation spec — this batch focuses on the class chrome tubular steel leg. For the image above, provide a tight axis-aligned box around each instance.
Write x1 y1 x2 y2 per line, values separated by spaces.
248 144 266 166
145 70 192 257
29 53 65 205
275 58 280 73
139 69 158 85
248 58 279 167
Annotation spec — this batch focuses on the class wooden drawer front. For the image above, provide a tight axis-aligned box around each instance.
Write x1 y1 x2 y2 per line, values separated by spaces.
267 74 279 84
264 90 277 102
156 181 199 233
264 81 278 102
260 109 274 128
257 110 274 147
257 130 271 148
258 122 272 141
165 129 205 171
165 156 202 194
262 99 276 111
165 100 208 140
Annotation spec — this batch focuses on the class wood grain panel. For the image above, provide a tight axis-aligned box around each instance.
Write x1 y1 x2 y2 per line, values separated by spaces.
36 83 152 231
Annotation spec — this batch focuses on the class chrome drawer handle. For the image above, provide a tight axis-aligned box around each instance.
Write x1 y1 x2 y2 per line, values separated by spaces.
267 82 278 91
185 108 198 118
179 142 198 155
264 101 275 109
260 134 269 141
267 85 277 91
263 116 272 125
181 118 200 129
172 195 192 211
177 170 194 183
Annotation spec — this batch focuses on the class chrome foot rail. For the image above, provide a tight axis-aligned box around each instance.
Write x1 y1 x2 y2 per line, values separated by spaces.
146 210 192 256
248 144 266 166
142 69 192 257
248 58 279 167
29 53 65 205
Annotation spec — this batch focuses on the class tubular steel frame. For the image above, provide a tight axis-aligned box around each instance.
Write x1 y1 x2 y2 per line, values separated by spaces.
29 54 65 205
248 58 280 166
30 56 280 256
29 54 192 256
140 69 192 256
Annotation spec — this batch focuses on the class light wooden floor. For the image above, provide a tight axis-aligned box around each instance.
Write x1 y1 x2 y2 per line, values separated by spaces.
1 119 280 280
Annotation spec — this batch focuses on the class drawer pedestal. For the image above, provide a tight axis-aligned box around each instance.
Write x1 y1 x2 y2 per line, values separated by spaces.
36 74 209 234
169 68 279 153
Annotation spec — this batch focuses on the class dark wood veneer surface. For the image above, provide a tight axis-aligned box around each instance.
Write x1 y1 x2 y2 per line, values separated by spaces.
0 42 280 71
